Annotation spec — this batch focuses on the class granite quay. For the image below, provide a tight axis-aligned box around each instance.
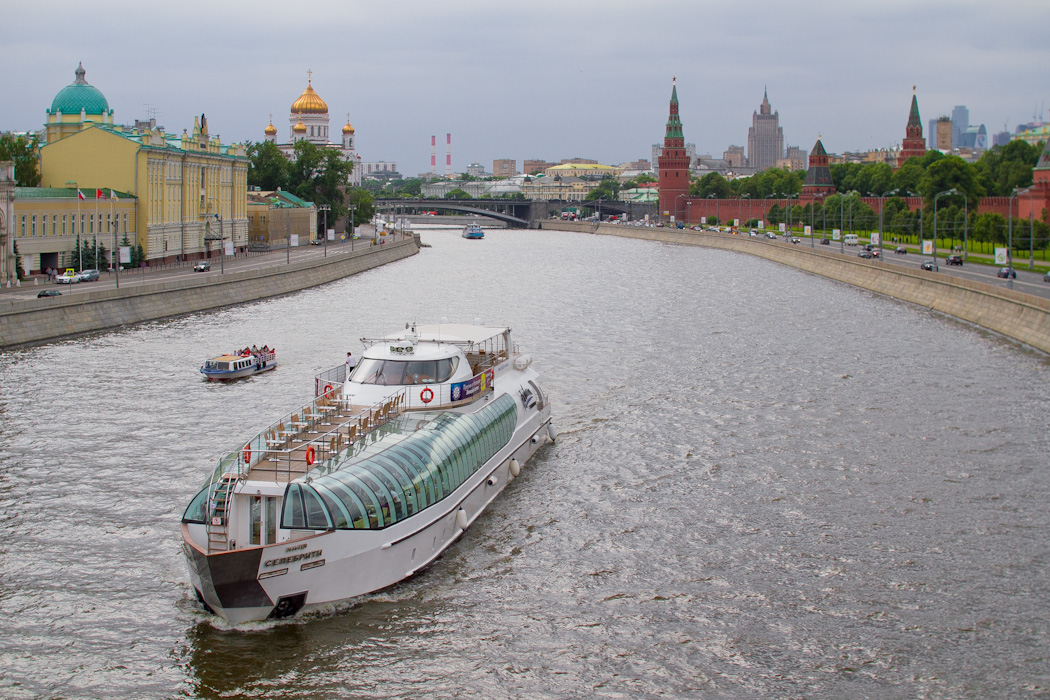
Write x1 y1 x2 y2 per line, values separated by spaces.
0 235 418 350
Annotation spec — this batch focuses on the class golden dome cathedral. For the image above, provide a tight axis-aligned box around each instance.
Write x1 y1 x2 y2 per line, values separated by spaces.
292 118 307 134
290 79 329 115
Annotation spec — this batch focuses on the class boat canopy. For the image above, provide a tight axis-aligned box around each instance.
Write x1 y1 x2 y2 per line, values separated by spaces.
378 324 509 346
282 394 517 531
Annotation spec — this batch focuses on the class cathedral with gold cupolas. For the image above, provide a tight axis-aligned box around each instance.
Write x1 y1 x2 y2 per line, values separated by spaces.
263 71 363 186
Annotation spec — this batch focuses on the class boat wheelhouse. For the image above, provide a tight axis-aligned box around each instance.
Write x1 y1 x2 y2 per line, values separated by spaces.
182 322 552 624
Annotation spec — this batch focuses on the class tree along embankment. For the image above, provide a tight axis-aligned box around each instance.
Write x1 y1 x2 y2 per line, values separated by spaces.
0 238 419 350
544 221 1050 354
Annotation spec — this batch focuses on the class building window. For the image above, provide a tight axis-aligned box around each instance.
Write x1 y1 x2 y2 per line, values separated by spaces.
21 215 26 236
63 214 67 236
31 215 37 237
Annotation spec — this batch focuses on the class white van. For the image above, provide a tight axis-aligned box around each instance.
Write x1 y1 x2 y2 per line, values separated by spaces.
844 234 859 246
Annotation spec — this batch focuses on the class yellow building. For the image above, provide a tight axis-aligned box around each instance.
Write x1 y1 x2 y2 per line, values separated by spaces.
36 63 248 264
13 187 137 274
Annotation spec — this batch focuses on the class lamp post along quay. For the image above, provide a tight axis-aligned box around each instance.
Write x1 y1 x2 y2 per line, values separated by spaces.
933 188 957 272
1008 186 1030 279
319 204 330 258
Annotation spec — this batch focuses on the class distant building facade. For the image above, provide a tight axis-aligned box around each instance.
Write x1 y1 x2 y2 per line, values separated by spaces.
747 89 784 170
523 159 554 176
493 159 516 177
936 117 953 150
723 145 746 168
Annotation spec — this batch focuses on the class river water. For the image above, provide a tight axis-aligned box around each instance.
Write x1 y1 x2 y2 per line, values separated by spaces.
1 226 1048 699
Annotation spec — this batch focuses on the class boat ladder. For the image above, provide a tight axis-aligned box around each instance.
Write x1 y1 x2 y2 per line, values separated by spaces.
206 473 237 553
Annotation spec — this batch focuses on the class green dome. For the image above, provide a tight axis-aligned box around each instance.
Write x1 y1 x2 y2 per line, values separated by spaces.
50 63 109 116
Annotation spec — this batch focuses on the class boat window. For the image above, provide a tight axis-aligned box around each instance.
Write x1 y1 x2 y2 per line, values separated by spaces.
281 483 333 530
282 394 517 531
351 358 458 386
182 486 209 523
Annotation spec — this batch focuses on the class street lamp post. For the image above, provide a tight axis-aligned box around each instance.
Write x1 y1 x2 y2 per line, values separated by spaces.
350 202 359 251
1008 187 1029 278
66 180 81 270
933 188 957 272
872 189 898 260
318 204 330 257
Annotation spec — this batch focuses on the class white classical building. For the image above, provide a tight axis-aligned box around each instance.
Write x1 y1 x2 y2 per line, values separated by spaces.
263 73 397 185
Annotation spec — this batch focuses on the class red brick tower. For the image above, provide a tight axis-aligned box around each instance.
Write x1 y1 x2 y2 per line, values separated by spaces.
897 87 927 169
658 78 691 221
801 136 835 202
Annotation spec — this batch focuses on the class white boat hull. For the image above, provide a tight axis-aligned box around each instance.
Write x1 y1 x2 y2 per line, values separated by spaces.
184 406 551 624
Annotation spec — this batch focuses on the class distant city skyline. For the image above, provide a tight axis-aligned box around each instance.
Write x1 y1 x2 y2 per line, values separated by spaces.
2 1 1048 176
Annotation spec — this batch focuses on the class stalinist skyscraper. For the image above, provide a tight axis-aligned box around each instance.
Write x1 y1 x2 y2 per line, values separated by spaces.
747 88 784 171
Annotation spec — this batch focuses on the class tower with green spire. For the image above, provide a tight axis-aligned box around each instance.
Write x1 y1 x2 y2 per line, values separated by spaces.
658 78 691 222
897 87 927 169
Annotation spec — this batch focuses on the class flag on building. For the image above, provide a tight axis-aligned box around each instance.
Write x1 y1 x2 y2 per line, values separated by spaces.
96 188 105 200
77 189 85 201
110 190 119 200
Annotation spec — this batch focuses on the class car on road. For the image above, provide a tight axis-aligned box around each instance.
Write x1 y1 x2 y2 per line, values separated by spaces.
310 239 322 245
766 232 777 239
819 238 830 245
895 246 907 255
858 249 874 259
921 259 935 271
1045 270 1050 282
871 249 881 258
76 269 100 282
37 289 62 298
791 237 801 244
997 267 1016 279
946 255 963 266
193 261 211 272
56 271 78 284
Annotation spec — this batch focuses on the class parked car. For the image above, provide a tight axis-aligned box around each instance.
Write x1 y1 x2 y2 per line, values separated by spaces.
997 267 1016 279
37 289 62 298
946 255 963 266
895 246 907 255
193 261 210 272
921 259 935 271
76 269 100 282
857 249 874 259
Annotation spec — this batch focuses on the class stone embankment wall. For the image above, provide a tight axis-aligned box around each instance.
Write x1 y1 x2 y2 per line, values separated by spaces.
0 238 418 350
544 221 1050 354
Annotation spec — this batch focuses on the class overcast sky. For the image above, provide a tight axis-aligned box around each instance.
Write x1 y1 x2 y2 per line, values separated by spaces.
3 0 1048 176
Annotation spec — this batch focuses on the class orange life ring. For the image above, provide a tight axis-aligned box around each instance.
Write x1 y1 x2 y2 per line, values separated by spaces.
324 384 333 394
420 387 434 404
243 445 251 463
305 445 316 466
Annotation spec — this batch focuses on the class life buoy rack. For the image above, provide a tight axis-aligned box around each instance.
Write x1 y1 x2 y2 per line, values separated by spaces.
420 387 434 404
305 445 316 466
243 445 251 463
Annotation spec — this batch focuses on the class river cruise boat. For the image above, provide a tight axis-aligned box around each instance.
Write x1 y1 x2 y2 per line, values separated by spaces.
182 322 553 624
200 347 277 381
462 221 484 239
